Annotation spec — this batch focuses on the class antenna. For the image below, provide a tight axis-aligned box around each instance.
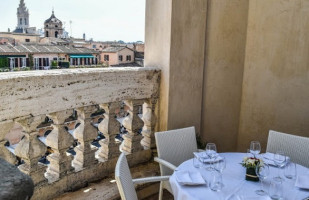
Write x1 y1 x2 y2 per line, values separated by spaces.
70 20 73 38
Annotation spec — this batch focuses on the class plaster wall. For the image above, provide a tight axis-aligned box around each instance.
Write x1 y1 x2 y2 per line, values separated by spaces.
145 0 206 133
201 0 249 151
237 0 309 152
118 48 135 64
100 52 118 65
145 0 172 130
0 32 39 43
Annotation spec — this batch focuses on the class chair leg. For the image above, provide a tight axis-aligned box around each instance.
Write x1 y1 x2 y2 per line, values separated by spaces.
158 182 163 200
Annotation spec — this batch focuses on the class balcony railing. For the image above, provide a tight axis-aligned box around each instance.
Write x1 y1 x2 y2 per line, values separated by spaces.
0 67 160 200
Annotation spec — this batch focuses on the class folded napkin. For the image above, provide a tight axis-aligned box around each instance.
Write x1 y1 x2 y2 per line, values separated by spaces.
295 175 309 189
262 152 290 166
175 170 206 185
193 152 222 163
226 195 271 200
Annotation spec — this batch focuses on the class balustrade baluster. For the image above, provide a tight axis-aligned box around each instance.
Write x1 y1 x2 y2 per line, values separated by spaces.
141 99 157 150
45 110 75 183
0 120 16 165
121 100 144 153
14 115 47 185
72 106 98 171
97 102 121 162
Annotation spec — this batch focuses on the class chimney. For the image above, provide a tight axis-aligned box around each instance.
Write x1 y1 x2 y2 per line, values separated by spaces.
83 33 86 40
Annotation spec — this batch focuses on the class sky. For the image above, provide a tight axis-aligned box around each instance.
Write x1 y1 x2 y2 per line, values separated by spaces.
0 0 146 42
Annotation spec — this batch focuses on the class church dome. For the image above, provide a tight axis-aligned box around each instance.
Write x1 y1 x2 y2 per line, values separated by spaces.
45 11 62 24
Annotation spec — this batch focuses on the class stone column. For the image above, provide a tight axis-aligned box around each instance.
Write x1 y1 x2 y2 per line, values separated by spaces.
121 100 144 153
97 102 121 162
141 99 157 150
45 110 75 183
14 115 47 185
72 106 98 171
0 120 16 165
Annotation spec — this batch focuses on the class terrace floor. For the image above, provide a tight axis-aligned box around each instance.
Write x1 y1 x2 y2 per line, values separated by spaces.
53 161 174 200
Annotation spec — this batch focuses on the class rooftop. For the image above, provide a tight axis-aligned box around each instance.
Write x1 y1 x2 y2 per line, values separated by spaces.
0 43 98 54
101 46 133 53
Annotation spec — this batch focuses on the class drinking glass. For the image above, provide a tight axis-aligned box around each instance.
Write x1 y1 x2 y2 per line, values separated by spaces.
269 180 283 200
206 143 217 158
209 171 223 192
255 163 270 195
273 151 286 181
250 141 261 158
284 161 297 180
193 152 202 168
214 156 226 174
205 143 217 171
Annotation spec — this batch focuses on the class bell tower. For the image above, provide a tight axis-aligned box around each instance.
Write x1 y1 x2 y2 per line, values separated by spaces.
16 0 29 30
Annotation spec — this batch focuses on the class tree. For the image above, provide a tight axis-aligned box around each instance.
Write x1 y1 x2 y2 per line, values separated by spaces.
28 54 34 70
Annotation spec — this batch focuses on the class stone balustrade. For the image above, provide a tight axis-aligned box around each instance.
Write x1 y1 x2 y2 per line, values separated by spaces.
0 67 160 200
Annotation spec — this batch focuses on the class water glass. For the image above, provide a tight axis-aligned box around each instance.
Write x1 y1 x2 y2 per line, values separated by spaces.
269 180 283 200
284 162 297 179
250 141 261 157
210 171 223 192
193 152 202 168
214 156 226 173
205 143 217 171
273 151 286 181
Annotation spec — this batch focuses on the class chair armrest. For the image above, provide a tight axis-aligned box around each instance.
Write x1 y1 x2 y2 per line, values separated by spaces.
154 157 177 171
132 175 170 184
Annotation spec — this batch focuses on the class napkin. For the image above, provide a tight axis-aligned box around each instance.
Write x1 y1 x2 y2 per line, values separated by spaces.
226 195 271 200
295 175 309 189
193 152 223 163
262 152 290 166
175 170 206 185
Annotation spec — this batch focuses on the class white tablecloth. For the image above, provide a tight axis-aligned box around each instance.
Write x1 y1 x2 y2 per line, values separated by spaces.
169 153 309 200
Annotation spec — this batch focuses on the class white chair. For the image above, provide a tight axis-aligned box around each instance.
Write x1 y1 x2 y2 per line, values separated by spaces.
115 153 170 200
155 126 198 200
266 130 309 168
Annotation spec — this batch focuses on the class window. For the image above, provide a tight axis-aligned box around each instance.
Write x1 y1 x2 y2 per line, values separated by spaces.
93 45 96 48
55 31 59 38
55 25 58 28
46 31 49 37
126 55 131 61
119 55 123 61
25 39 30 42
24 18 27 25
46 25 48 28
104 55 109 61
20 18 22 25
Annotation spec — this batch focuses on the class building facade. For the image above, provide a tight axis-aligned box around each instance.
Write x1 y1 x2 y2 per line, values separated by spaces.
0 44 99 70
44 11 64 38
100 46 135 66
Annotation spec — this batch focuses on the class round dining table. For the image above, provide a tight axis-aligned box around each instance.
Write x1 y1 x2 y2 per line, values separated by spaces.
169 153 309 200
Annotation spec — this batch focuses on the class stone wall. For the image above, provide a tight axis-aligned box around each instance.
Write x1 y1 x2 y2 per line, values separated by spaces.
0 67 160 200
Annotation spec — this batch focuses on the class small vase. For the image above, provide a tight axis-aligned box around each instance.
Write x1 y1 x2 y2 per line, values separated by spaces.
245 167 259 182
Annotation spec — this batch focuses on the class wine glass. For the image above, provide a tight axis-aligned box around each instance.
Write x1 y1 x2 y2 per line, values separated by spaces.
273 151 286 181
206 143 217 158
250 141 261 158
205 143 217 171
255 163 270 195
